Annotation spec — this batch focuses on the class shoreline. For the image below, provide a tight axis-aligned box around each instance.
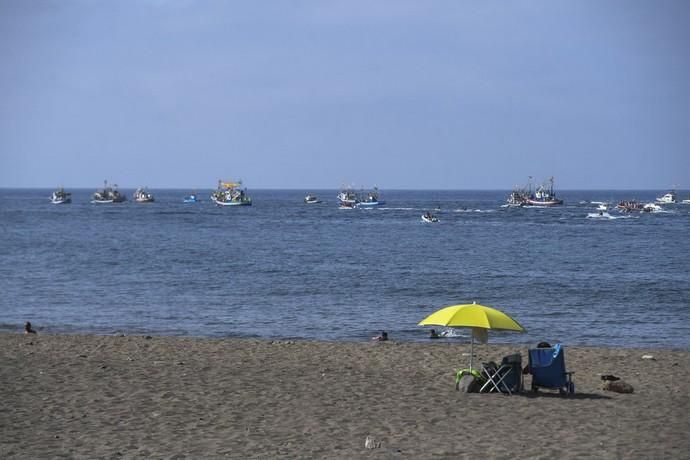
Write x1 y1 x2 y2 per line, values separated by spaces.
2 333 689 458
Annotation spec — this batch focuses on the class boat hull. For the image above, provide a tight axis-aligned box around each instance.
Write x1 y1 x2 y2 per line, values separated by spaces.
51 198 71 204
526 199 563 207
355 201 384 208
212 198 252 206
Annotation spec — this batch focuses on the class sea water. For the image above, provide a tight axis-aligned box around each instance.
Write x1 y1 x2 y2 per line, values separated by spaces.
1 188 689 349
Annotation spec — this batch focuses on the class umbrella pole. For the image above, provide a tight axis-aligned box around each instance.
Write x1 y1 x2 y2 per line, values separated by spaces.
469 334 474 371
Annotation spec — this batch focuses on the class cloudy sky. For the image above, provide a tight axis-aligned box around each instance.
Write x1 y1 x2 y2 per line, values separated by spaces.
1 0 688 189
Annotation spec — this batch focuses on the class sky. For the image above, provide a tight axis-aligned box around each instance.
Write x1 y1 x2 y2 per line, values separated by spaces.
1 0 689 190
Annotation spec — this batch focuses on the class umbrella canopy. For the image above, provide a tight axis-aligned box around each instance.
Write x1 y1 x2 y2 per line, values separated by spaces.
418 303 525 371
418 303 525 332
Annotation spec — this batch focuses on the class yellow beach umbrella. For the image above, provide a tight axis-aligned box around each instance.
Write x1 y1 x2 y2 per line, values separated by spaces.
418 302 525 370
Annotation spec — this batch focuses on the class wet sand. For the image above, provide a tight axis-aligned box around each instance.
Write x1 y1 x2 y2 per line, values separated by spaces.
1 333 689 459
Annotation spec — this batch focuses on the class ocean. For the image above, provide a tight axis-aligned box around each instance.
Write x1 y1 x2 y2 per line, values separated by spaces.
1 188 689 349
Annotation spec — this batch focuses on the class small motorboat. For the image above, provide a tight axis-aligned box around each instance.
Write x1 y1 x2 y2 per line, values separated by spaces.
304 194 321 204
183 193 200 203
587 211 612 219
642 203 663 213
50 187 71 204
421 212 439 223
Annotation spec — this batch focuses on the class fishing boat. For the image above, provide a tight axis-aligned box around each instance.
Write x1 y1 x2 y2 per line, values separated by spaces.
421 212 439 223
211 180 252 206
50 187 71 204
91 180 126 203
133 187 154 203
506 187 529 207
355 187 385 208
304 194 321 204
525 177 563 206
656 190 677 204
337 187 358 208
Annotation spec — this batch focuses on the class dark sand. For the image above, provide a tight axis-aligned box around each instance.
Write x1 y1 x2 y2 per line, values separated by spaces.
1 333 689 459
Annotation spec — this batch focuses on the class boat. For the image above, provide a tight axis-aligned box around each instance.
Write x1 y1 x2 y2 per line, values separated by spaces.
525 177 563 206
91 180 126 203
304 194 321 204
337 187 358 207
505 177 562 207
356 187 385 208
642 203 663 213
50 187 71 204
616 200 645 213
506 188 529 207
682 197 690 204
587 211 612 219
596 203 608 211
421 212 439 223
183 193 200 203
133 187 154 203
656 190 677 204
211 180 252 206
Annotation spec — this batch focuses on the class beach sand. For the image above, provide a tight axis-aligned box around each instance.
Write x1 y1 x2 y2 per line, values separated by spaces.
1 333 689 459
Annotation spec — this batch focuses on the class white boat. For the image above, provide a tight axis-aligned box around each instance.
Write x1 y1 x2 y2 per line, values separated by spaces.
643 203 663 213
337 187 358 207
587 211 612 219
421 212 439 223
92 180 126 203
50 187 71 204
183 193 199 203
596 203 608 211
133 187 154 203
682 197 690 204
211 180 252 206
304 194 321 204
656 190 677 204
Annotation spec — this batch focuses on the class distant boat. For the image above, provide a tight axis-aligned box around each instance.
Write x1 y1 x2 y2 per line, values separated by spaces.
337 186 358 208
616 200 645 213
656 190 677 204
91 180 126 204
183 193 200 203
355 187 385 208
304 194 321 204
682 196 690 204
211 180 252 206
587 211 612 219
50 187 71 204
506 177 562 207
421 212 439 223
133 187 154 203
643 203 663 213
337 185 384 208
525 177 563 206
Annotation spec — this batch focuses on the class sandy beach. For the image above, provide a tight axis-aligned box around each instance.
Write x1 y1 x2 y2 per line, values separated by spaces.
1 333 689 459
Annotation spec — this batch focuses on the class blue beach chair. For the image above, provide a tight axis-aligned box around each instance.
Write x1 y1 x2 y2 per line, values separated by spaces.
528 344 574 395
